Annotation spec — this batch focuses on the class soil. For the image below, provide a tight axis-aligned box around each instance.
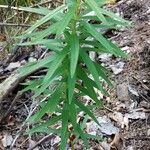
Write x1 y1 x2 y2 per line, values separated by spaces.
106 0 150 149
0 0 149 149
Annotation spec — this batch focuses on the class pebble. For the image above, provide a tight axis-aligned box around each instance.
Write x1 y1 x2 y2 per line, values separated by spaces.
117 82 129 101
98 53 112 63
110 61 125 75
147 129 150 136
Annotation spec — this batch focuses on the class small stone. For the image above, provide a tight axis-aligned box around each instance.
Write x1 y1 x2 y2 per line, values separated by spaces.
147 129 150 136
98 54 112 63
110 61 125 75
117 82 129 101
97 116 119 135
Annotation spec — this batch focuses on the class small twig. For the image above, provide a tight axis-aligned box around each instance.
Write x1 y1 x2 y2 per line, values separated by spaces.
104 106 114 113
0 5 24 11
132 108 150 113
133 76 149 90
0 22 31 27
39 48 49 60
10 101 38 149
28 134 52 150
18 137 29 148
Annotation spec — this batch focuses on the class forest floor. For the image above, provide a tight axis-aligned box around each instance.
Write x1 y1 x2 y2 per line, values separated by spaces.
0 0 149 149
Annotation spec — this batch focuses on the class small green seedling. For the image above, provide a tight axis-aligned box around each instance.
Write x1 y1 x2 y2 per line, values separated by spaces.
18 0 130 149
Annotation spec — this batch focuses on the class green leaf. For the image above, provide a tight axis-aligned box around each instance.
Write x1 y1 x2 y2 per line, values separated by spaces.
25 4 66 33
85 0 107 24
28 84 62 123
82 21 127 57
69 101 78 131
80 115 89 130
18 54 56 76
68 73 76 104
56 6 75 36
60 103 69 150
70 33 80 78
33 66 65 98
28 127 60 135
28 115 61 134
17 21 60 40
95 0 108 6
94 62 112 86
77 67 103 106
77 67 98 89
43 47 68 84
80 50 108 95
21 79 43 92
18 39 63 51
78 67 99 89
33 76 56 98
98 7 131 25
76 84 102 106
77 124 89 148
74 99 100 126
19 6 51 15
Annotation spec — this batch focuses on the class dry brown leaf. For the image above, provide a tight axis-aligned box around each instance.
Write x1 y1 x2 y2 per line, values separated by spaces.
110 133 123 150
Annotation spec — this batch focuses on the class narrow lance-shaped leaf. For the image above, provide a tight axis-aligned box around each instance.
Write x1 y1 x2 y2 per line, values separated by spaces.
77 67 103 106
19 6 51 15
82 21 127 57
28 115 62 134
33 65 65 98
56 5 75 36
70 33 80 78
21 79 43 92
18 39 62 46
68 73 76 104
17 21 60 40
77 67 99 89
85 0 107 24
94 62 112 87
28 83 63 123
25 4 66 33
69 101 77 127
60 103 69 150
74 99 100 126
76 84 102 106
18 54 56 76
99 7 131 25
43 47 68 84
28 127 60 135
80 50 108 95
